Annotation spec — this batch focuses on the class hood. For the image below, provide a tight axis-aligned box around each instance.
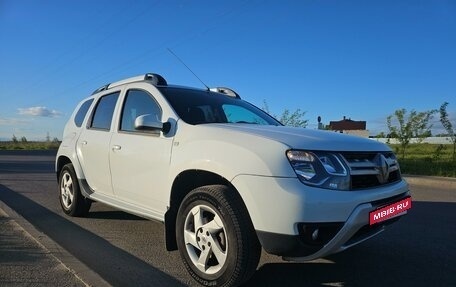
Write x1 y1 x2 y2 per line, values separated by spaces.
205 124 391 152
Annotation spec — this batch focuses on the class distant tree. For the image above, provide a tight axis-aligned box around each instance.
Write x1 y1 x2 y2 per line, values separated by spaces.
52 137 60 143
263 100 308 128
20 136 28 143
439 102 456 161
376 132 386 138
12 134 18 143
387 108 437 159
421 130 432 138
279 109 308 127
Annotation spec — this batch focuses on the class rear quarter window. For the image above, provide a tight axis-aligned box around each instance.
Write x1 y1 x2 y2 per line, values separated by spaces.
74 99 94 127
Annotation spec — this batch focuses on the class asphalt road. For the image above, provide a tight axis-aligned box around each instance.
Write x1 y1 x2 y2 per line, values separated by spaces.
0 150 455 287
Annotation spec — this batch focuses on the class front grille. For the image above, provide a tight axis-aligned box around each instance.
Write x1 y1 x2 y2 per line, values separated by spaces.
340 152 402 190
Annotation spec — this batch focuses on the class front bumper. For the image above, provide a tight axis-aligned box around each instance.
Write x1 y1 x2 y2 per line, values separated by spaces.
258 193 408 260
231 175 410 260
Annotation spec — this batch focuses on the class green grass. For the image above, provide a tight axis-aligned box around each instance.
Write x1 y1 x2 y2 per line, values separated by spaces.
389 143 456 177
0 141 60 150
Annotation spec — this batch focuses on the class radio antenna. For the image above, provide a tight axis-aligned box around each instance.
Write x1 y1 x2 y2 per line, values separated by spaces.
167 48 210 91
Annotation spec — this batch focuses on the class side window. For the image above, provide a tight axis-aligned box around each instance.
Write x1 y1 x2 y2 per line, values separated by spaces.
120 89 162 132
90 92 120 130
74 99 94 127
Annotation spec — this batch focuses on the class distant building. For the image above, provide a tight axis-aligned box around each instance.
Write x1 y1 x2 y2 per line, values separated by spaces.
329 116 369 137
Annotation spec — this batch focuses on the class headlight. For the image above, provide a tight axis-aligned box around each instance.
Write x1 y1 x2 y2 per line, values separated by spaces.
286 150 350 190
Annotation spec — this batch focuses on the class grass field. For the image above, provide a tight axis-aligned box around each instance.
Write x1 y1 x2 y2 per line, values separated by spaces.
389 143 456 177
0 141 454 177
0 141 60 150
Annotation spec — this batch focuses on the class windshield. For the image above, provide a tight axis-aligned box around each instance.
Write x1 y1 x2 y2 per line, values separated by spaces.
158 87 281 126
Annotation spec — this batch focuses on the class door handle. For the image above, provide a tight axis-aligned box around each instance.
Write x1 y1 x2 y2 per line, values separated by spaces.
81 141 87 145
112 145 121 151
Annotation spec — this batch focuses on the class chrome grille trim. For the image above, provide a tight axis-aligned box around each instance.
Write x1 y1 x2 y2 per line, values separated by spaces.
339 152 402 190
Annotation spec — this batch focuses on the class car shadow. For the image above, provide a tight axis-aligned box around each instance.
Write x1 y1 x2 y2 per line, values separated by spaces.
245 201 456 287
0 184 185 287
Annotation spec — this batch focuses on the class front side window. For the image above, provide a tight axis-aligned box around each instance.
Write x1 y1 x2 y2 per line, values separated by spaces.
120 89 162 132
90 92 120 130
158 87 280 126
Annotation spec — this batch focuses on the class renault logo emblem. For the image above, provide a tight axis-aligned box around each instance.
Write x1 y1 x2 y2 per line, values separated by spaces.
375 154 390 184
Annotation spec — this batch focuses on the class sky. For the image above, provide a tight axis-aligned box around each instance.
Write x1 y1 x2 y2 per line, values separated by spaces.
1 0 455 140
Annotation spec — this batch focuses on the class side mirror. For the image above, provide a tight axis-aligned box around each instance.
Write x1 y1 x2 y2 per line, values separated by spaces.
134 114 171 134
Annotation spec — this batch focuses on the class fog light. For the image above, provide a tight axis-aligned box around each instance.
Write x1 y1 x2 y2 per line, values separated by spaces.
299 223 344 246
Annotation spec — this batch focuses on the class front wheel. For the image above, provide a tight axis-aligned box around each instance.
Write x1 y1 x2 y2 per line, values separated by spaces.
176 185 261 287
58 163 91 217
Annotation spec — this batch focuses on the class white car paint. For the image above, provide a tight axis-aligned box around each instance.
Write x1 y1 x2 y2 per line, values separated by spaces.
56 73 410 264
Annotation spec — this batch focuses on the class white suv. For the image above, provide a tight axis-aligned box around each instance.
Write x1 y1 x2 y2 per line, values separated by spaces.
56 73 411 286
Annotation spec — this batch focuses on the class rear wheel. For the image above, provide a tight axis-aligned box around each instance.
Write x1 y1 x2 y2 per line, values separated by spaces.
58 163 91 217
176 185 261 287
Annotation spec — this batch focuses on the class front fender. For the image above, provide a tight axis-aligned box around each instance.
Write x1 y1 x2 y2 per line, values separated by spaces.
169 124 296 181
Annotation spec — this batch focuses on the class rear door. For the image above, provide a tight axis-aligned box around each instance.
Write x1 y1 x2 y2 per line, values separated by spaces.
77 91 121 195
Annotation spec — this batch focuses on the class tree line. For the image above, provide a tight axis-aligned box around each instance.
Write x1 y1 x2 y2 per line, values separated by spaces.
10 134 60 143
386 102 455 161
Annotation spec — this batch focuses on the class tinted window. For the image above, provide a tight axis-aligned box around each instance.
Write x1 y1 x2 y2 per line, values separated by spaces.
120 90 162 132
90 92 120 130
158 87 280 126
74 99 93 127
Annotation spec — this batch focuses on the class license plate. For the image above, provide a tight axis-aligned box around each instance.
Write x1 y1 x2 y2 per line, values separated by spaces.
369 196 412 225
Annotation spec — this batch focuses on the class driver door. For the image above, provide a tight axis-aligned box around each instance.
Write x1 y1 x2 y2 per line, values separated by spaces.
109 88 172 216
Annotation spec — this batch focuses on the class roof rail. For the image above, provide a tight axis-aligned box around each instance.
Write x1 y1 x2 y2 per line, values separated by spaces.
210 87 241 99
91 73 167 95
91 84 110 95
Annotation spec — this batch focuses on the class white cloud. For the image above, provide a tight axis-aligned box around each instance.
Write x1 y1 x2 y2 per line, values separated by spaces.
18 106 62 117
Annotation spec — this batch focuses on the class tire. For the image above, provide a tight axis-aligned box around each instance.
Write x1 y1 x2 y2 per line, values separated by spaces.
58 163 91 217
176 185 261 287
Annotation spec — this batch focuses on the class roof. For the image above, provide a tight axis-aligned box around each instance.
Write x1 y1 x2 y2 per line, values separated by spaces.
329 117 366 131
